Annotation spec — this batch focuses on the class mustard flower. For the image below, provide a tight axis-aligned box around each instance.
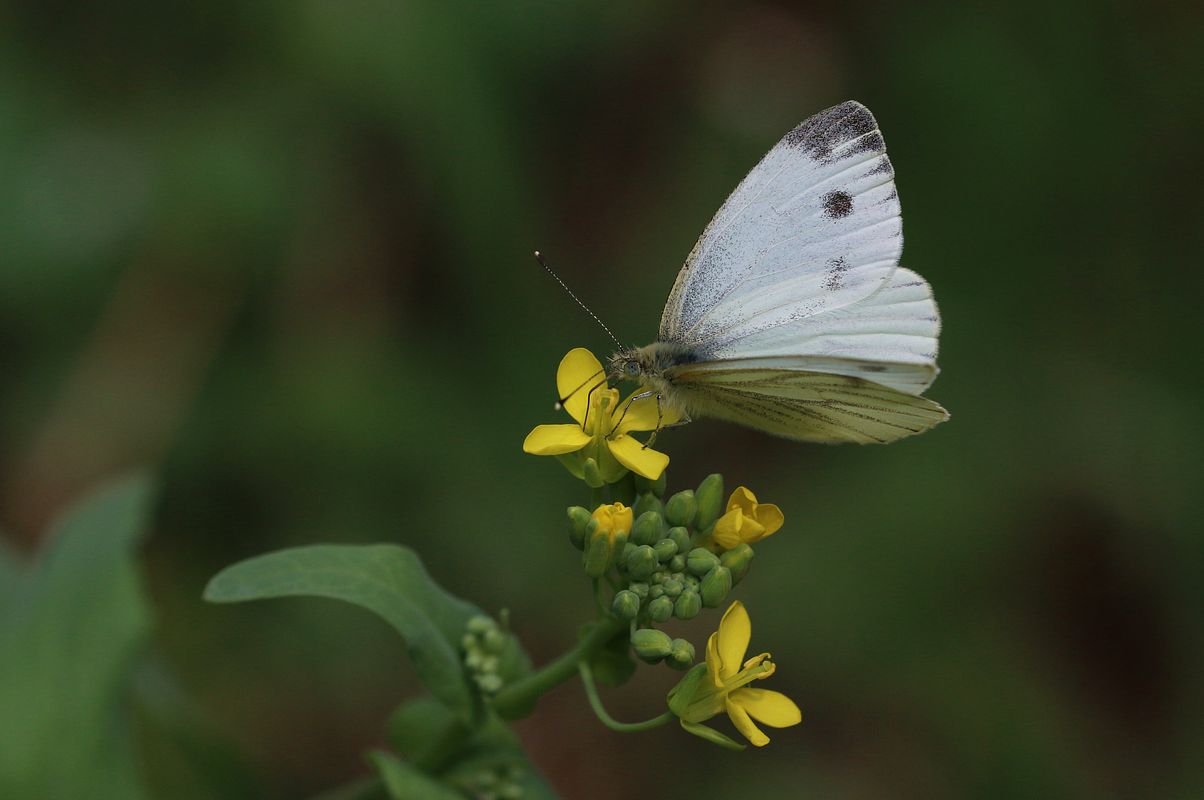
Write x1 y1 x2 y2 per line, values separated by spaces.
712 486 784 550
522 348 676 483
671 601 801 747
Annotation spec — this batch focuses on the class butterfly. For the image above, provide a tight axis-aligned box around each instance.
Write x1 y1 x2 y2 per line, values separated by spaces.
595 101 948 446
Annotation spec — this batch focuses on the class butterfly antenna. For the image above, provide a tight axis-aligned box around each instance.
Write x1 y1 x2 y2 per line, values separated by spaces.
534 250 623 350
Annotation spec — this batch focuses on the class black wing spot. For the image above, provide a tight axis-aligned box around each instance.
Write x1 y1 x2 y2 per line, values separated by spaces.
821 257 849 291
866 157 894 177
822 190 854 219
783 101 878 164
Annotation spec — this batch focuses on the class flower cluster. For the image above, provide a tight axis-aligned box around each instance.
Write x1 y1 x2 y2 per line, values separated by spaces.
522 349 802 749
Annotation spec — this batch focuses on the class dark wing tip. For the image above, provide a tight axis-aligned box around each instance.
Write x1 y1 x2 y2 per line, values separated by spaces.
782 100 885 164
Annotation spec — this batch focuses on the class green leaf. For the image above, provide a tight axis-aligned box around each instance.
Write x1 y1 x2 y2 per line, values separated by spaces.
368 752 462 800
204 544 529 721
680 719 747 751
0 474 156 799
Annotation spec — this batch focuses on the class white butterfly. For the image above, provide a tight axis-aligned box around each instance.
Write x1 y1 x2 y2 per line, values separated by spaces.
610 101 948 444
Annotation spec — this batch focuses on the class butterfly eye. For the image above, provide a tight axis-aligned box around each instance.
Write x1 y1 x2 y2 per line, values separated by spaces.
624 362 640 378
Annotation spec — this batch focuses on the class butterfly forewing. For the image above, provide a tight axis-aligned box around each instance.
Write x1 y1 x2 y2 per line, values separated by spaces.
660 102 904 356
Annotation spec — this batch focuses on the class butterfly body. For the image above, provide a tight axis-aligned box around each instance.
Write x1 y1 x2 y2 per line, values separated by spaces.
610 101 948 445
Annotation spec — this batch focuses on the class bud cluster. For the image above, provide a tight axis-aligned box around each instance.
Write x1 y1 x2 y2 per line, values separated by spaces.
567 472 759 672
452 762 526 800
461 615 510 696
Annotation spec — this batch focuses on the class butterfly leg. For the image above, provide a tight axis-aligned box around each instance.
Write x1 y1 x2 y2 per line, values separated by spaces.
608 389 657 437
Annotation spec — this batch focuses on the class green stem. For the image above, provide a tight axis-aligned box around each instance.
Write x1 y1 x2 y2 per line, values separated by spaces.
491 615 625 720
578 661 675 733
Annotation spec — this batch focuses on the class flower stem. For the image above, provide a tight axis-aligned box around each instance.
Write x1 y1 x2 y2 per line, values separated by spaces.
578 661 675 733
491 615 626 720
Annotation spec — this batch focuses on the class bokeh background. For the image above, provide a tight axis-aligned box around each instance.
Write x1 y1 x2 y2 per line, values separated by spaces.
3 1 1203 797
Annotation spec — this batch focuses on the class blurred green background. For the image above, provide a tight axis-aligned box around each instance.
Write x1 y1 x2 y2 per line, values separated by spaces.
2 1 1202 797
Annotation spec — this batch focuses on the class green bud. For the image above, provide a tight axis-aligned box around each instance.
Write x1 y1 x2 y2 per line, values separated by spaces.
669 554 686 573
667 638 696 670
625 544 658 580
633 471 668 498
631 628 673 663
665 490 698 528
694 473 725 531
628 581 649 599
674 590 701 620
683 574 700 590
619 542 636 566
467 615 495 635
648 595 674 623
632 492 664 521
567 506 592 550
653 538 678 563
648 584 665 600
482 628 507 654
700 565 733 607
476 673 504 694
582 457 605 488
667 663 708 717
667 527 692 553
686 547 720 576
720 543 755 584
650 571 666 585
662 577 683 598
612 589 641 621
631 510 664 546
583 533 613 578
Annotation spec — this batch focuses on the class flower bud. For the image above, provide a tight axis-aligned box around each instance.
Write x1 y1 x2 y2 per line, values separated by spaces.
625 544 658 580
631 510 665 546
582 457 605 488
662 577 684 598
648 595 674 623
631 628 673 663
628 581 649 599
632 492 664 521
612 589 641 621
700 565 733 607
669 554 686 573
583 533 613 578
653 538 677 563
648 584 665 600
719 543 755 584
664 490 698 528
694 473 725 531
633 471 667 498
667 527 691 553
686 547 720 577
567 506 592 550
482 628 507 654
667 638 696 670
674 590 701 620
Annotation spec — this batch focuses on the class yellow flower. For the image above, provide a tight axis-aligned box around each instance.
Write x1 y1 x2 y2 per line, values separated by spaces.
673 601 801 747
590 502 632 544
712 486 783 549
522 348 676 482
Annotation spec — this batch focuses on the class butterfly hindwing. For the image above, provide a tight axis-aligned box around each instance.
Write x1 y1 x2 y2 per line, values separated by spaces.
671 366 948 444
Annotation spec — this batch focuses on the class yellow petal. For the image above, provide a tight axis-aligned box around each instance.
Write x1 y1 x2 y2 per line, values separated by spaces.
612 391 683 434
716 601 751 679
727 486 758 515
556 348 606 425
725 697 770 747
712 508 744 549
705 632 724 688
730 688 802 728
755 503 784 538
523 424 592 455
606 435 669 481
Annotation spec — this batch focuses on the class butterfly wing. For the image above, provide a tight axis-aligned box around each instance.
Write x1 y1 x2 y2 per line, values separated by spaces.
660 101 907 356
669 365 948 444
